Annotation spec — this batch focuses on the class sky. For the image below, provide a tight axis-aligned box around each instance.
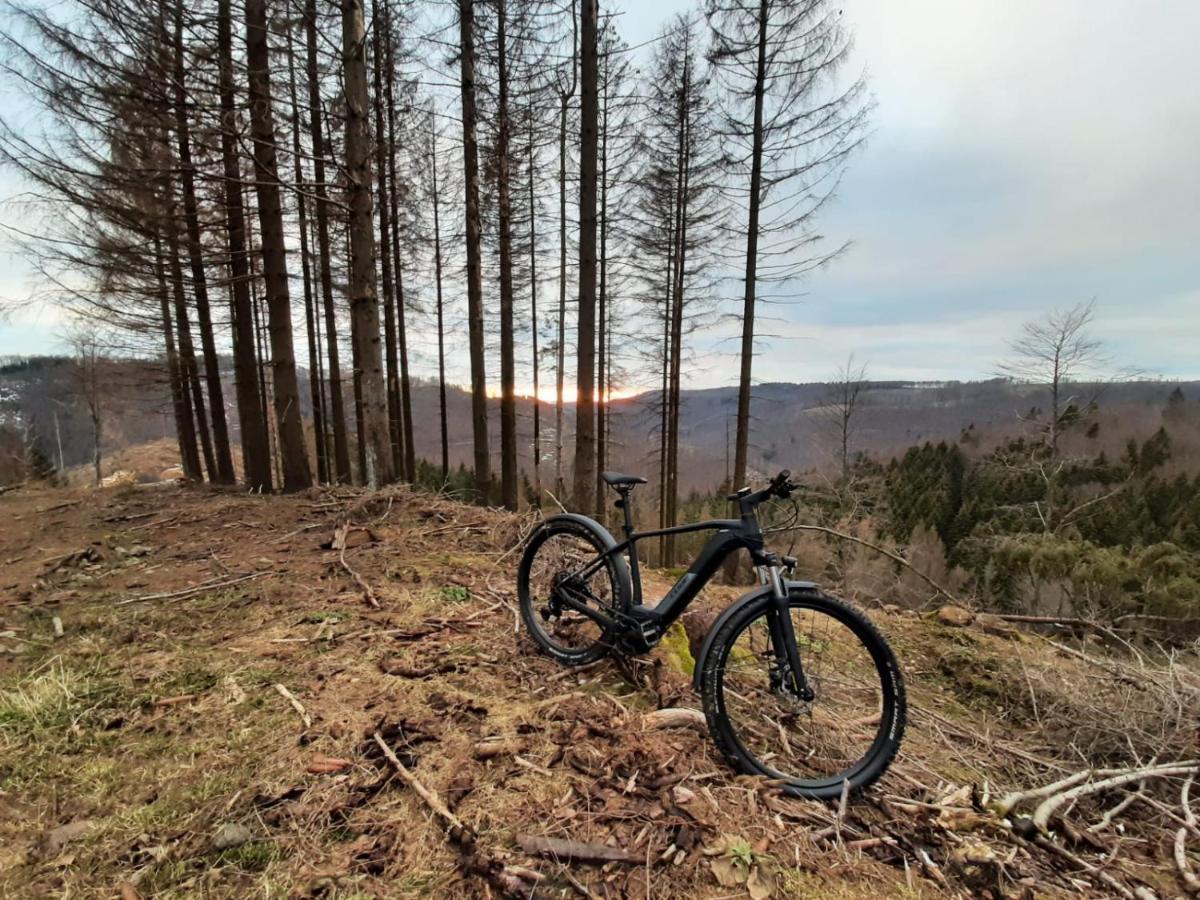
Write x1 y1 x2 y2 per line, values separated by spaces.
2 0 1198 386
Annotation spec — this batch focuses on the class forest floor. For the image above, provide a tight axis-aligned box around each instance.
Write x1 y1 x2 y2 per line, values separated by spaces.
1 478 1197 899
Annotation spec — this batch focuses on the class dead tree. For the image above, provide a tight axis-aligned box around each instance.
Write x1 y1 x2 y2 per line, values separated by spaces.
571 0 599 511
706 0 869 496
342 0 393 487
245 0 312 491
285 22 329 485
372 0 404 479
305 0 352 483
458 0 492 500
170 0 236 485
217 0 272 491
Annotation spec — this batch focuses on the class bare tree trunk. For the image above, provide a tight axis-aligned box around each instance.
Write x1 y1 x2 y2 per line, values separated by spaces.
245 211 277 485
304 203 331 470
154 234 201 479
217 0 272 490
458 0 490 500
171 0 235 484
305 0 352 483
594 52 609 519
431 124 449 482
382 7 415 483
572 0 599 511
732 0 768 496
657 190 675 564
90 402 101 485
527 118 541 503
245 0 313 491
371 1 403 478
166 204 216 481
496 0 518 510
341 0 393 487
286 25 328 485
554 7 576 500
664 60 690 567
555 92 568 498
394 250 416 480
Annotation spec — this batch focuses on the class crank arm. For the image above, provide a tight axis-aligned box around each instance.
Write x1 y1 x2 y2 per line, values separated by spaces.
554 586 619 631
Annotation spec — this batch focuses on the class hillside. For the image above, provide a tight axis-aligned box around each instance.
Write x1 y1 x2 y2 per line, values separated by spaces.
1 480 1197 898
4 354 1197 493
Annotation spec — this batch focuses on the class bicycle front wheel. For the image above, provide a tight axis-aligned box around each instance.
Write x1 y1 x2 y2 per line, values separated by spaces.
700 589 905 799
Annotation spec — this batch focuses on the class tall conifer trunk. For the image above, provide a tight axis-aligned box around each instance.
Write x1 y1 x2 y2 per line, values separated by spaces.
171 0 235 483
245 0 313 491
458 0 490 499
371 0 404 478
341 0 393 487
572 0 599 511
496 0 518 510
217 0 272 490
304 0 352 483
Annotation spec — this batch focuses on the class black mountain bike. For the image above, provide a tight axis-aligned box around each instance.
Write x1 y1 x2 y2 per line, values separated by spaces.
518 470 906 799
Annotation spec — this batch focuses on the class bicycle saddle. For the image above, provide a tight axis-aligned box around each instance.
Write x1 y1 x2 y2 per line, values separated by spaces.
601 471 647 488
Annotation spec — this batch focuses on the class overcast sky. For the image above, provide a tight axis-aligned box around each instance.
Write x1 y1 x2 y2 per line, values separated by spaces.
2 0 1197 386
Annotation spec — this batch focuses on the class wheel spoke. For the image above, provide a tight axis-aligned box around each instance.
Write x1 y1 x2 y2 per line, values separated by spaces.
715 600 891 789
520 526 619 659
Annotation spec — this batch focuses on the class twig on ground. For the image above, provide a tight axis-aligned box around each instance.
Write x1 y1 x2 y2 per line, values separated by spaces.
273 683 312 729
1175 775 1200 894
1088 785 1144 833
116 571 270 605
1026 833 1136 899
372 731 543 896
334 522 380 609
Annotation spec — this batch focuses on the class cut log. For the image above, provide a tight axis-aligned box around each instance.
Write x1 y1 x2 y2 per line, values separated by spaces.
642 707 706 732
517 834 640 865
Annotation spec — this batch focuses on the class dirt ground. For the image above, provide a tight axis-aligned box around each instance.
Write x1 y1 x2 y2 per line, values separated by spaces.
1 480 1196 899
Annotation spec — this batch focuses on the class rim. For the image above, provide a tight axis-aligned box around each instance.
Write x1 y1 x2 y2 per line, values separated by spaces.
523 528 617 656
716 602 890 788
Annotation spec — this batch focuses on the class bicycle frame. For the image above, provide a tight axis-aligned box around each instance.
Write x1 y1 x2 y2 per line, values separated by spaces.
564 494 772 634
552 489 814 700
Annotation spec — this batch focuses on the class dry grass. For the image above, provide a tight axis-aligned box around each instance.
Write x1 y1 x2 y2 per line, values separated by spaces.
0 480 1196 898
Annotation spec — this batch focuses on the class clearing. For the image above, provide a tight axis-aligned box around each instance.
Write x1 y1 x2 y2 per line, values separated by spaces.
0 481 1196 898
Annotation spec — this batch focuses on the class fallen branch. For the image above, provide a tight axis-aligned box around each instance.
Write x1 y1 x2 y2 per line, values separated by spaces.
516 834 639 865
273 683 312 730
116 571 270 605
372 731 542 896
1028 833 1135 900
785 524 961 604
995 613 1130 645
335 522 380 609
996 760 1200 821
1032 762 1199 832
1176 775 1200 894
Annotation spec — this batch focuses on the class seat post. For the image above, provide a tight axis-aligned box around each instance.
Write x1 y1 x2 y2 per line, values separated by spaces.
615 487 635 538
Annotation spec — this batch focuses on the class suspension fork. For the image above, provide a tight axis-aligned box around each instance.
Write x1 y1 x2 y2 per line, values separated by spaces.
762 563 815 701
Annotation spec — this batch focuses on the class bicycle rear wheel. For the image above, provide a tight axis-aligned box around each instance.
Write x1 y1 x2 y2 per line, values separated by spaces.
700 589 905 799
518 517 629 665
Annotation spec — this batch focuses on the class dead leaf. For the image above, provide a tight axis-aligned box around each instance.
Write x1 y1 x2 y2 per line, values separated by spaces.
709 856 745 887
747 866 776 900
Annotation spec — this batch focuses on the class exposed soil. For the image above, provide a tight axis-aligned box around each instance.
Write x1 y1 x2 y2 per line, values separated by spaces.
0 480 1196 898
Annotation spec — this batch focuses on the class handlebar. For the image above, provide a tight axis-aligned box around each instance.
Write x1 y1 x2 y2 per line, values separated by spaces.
726 470 799 507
